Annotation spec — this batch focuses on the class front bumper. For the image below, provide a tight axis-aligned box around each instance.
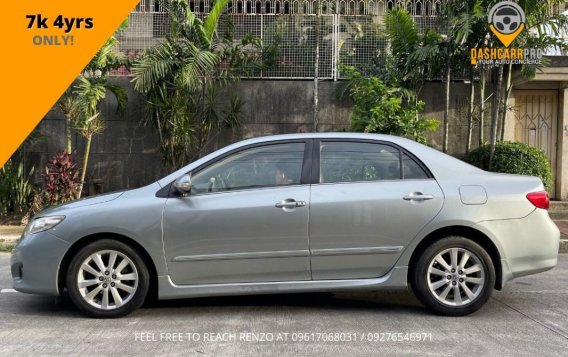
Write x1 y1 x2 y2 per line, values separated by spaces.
11 231 70 296
476 208 560 285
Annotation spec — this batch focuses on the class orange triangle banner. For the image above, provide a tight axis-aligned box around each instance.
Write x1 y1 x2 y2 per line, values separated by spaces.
0 0 139 167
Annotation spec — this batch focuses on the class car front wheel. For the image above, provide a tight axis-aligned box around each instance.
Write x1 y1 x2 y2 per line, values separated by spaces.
66 239 149 318
411 236 496 316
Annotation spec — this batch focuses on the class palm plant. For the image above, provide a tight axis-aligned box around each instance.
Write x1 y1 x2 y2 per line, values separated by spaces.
48 20 129 198
452 0 488 153
386 5 487 153
386 1 568 159
453 0 568 164
55 89 81 154
55 20 129 159
427 0 473 153
132 0 254 171
385 9 440 93
73 29 128 197
515 0 568 78
383 9 445 147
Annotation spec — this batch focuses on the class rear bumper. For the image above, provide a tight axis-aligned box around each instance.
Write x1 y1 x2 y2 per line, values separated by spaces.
476 208 560 285
11 231 69 296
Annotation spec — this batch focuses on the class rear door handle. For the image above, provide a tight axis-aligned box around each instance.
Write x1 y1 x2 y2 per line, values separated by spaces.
275 199 306 209
403 192 434 201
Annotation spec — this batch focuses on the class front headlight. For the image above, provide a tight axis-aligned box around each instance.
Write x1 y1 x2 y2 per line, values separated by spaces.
24 216 65 236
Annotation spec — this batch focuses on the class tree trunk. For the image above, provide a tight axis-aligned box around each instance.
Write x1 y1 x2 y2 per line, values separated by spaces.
155 110 164 146
313 1 320 132
66 117 72 154
442 57 451 153
78 134 92 198
479 69 486 146
466 70 475 154
489 65 504 168
500 62 513 142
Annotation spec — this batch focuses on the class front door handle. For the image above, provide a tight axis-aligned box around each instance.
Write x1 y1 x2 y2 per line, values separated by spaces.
403 192 434 201
275 199 306 209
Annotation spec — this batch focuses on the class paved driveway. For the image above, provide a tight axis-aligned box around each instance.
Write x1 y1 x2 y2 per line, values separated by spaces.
0 253 567 356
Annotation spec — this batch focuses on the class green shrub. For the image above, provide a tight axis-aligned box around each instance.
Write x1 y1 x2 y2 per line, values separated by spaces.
465 142 553 192
0 160 35 216
343 66 438 144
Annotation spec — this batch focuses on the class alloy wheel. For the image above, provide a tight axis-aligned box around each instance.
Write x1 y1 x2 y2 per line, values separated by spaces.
426 247 485 307
77 250 139 310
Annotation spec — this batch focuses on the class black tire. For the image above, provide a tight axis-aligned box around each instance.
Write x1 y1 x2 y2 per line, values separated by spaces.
410 236 495 316
66 239 150 318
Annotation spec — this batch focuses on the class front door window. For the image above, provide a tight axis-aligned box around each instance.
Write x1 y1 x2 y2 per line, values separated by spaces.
191 142 305 194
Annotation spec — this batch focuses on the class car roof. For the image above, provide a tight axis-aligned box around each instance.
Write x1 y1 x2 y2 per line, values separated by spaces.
236 132 410 145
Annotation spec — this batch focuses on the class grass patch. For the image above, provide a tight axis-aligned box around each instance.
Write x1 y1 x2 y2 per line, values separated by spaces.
0 239 18 253
0 241 16 253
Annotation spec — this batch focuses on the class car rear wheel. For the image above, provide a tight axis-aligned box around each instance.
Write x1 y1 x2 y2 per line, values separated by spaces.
411 236 495 316
66 239 149 318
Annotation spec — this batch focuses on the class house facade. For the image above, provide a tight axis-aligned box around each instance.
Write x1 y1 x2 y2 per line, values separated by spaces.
507 56 568 199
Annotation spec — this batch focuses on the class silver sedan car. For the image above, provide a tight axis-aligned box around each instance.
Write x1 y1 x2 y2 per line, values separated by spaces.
11 133 560 317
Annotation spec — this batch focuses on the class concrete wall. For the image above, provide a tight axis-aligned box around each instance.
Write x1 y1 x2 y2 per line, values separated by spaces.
420 82 493 156
27 78 165 193
27 78 486 193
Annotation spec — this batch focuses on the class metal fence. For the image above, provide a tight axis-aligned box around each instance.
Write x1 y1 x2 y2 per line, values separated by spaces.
131 0 445 15
113 0 449 79
222 14 335 78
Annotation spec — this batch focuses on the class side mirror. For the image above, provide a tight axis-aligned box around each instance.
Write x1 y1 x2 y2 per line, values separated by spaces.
173 174 192 195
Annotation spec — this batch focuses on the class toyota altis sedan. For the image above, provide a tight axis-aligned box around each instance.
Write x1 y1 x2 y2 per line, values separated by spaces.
11 133 560 317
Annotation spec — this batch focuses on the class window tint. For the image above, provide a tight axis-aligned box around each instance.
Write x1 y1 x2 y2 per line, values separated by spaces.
402 153 429 179
319 142 401 183
191 142 305 194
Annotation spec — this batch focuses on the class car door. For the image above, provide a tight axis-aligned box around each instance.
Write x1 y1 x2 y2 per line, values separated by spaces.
162 141 312 285
309 140 444 280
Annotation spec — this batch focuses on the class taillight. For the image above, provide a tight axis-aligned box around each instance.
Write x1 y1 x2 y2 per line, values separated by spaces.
526 191 550 209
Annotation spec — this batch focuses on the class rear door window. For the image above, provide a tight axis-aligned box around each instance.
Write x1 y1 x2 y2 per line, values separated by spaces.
319 142 401 183
319 141 430 183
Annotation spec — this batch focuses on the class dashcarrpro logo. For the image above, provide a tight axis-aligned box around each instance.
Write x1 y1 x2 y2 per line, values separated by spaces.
488 1 526 47
470 1 542 65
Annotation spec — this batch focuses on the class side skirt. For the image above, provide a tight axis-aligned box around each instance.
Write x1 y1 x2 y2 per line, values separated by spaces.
157 266 408 300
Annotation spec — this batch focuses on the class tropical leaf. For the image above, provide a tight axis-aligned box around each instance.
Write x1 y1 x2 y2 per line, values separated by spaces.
56 89 81 121
452 0 484 46
131 43 178 93
74 76 107 117
385 9 418 62
105 83 128 111
175 45 218 91
203 0 231 45
224 95 243 128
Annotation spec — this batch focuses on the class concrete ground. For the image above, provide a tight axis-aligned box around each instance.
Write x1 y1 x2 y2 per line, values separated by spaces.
0 253 567 356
